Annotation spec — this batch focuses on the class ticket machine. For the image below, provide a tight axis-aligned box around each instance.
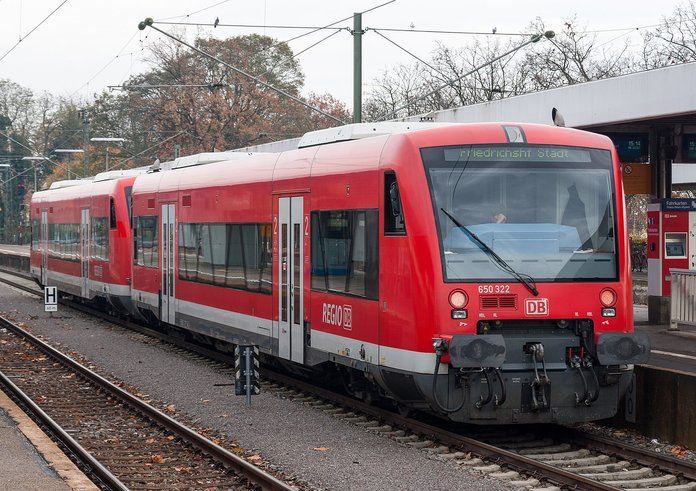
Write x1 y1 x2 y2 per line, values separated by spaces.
647 198 696 323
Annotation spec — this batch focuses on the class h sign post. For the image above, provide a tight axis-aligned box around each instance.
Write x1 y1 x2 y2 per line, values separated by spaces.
44 286 58 312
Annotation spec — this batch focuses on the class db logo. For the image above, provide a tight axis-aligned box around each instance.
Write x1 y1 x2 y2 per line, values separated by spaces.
322 303 353 329
342 305 353 330
525 298 549 316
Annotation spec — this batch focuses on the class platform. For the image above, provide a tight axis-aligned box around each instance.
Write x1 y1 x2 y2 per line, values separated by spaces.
0 390 98 491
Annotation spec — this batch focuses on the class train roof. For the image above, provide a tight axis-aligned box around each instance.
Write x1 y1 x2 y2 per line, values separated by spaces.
131 122 617 195
233 122 457 153
153 151 264 172
93 168 149 182
48 178 94 190
296 122 455 148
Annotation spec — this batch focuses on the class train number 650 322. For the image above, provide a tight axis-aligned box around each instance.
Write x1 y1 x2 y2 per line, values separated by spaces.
478 284 510 294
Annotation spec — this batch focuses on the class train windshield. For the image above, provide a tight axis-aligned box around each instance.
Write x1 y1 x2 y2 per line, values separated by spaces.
422 144 618 282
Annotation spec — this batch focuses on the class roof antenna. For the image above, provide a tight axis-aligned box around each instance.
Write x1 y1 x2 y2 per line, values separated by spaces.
552 107 565 127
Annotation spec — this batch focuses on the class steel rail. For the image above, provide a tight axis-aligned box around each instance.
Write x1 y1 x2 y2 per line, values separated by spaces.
0 267 682 489
0 273 40 297
0 369 129 491
560 427 696 481
0 315 296 491
263 369 622 491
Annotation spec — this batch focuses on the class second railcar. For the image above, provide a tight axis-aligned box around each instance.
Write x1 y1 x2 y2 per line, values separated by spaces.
30 173 139 313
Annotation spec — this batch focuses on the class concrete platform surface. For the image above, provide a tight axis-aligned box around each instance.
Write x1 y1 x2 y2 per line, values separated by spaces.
0 390 98 491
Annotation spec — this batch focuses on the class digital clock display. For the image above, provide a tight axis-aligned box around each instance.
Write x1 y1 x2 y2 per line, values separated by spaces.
683 134 696 163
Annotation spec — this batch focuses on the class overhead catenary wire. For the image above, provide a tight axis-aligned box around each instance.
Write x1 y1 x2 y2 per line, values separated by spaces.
138 18 348 125
374 31 554 122
0 0 70 63
370 28 451 82
266 28 344 77
264 1 396 72
107 130 189 171
159 21 347 31
155 0 233 22
68 30 142 98
0 129 80 180
368 27 528 36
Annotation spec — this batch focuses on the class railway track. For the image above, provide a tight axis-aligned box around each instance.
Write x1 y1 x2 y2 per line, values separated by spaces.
0 313 296 491
2 269 695 490
263 373 696 491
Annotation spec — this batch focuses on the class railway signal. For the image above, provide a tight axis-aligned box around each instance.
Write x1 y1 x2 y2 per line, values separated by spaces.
235 345 260 406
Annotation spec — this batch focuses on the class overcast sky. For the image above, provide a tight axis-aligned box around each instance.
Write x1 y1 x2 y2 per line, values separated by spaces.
0 0 690 106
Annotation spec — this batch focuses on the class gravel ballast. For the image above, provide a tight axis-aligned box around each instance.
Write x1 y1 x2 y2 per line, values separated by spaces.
0 282 515 491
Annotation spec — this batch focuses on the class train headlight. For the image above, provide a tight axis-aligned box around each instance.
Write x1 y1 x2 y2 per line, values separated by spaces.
599 288 617 307
451 309 468 319
449 290 468 308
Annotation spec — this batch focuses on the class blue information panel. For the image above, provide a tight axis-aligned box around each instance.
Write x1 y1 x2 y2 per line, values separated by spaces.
661 198 696 211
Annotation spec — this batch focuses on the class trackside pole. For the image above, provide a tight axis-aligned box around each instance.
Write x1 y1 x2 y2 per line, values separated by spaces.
235 345 260 406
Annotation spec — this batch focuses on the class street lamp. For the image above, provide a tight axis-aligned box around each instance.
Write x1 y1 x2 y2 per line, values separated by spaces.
91 138 125 171
22 151 82 186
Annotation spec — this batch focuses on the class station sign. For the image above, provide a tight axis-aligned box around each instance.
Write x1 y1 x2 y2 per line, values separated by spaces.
661 198 696 212
44 286 58 312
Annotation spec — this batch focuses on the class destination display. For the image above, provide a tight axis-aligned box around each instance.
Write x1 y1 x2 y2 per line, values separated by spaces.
444 146 592 163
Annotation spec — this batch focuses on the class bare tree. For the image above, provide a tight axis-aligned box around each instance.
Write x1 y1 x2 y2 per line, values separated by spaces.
640 1 696 68
522 17 633 90
363 16 634 120
363 63 434 121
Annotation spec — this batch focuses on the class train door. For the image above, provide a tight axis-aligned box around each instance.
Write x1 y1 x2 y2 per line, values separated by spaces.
278 196 304 363
80 208 89 298
40 210 48 286
161 203 176 324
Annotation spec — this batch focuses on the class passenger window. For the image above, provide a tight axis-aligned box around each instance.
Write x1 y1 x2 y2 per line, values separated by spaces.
91 217 109 260
177 222 272 294
110 198 117 229
134 215 159 268
124 186 133 226
310 209 379 299
384 172 406 235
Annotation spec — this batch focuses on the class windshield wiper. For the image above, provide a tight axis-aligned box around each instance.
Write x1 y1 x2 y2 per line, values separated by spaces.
441 208 539 296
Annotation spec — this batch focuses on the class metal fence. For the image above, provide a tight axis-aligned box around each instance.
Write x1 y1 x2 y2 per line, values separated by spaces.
670 268 696 330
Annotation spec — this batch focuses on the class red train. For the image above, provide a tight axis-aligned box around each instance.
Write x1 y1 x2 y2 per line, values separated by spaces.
31 122 650 424
30 170 141 314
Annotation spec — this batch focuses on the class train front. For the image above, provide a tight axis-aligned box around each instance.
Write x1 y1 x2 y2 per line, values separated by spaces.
417 125 650 424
